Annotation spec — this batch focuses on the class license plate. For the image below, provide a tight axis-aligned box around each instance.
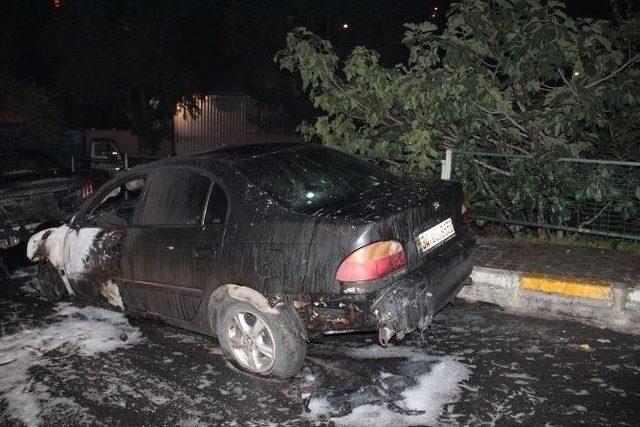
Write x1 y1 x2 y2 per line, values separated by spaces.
416 218 455 252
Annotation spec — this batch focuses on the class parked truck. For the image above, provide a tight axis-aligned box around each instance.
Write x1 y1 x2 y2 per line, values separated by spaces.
65 129 170 177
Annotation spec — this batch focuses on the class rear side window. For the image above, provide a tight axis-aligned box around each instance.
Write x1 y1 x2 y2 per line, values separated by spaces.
139 169 211 226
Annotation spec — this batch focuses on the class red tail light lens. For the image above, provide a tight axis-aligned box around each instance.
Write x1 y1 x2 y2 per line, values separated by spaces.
461 198 470 228
336 240 407 282
81 182 94 200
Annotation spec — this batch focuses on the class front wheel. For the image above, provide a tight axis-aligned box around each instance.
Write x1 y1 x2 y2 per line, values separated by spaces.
216 299 306 378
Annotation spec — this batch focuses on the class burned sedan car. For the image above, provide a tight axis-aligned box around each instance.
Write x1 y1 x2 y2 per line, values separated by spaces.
27 143 476 378
1 150 94 250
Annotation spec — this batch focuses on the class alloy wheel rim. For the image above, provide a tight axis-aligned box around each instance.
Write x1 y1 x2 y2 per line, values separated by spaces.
226 310 276 373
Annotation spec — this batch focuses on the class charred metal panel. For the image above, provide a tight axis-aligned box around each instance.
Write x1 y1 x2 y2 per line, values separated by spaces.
255 248 284 291
122 227 204 321
294 296 372 334
173 94 249 155
1 178 83 232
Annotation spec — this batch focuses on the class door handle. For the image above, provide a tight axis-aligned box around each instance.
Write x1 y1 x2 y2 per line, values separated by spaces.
193 245 216 258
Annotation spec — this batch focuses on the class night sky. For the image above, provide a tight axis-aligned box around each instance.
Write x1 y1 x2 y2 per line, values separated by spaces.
0 0 621 129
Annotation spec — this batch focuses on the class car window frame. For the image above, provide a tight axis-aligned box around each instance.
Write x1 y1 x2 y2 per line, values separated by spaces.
73 170 154 228
202 179 230 230
136 165 229 230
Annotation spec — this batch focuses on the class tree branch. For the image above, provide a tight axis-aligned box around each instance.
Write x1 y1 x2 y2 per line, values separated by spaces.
499 110 528 135
472 158 512 176
585 54 640 89
472 101 528 136
578 202 612 229
328 75 403 127
556 67 578 96
475 165 513 219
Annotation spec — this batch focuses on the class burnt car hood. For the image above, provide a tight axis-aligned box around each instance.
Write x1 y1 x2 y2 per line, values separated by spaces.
1 177 84 229
0 177 82 197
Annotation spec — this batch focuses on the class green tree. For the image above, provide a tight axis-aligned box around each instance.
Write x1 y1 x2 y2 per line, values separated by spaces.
276 0 640 230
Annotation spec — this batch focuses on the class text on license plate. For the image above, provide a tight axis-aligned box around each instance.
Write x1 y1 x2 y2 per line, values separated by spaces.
416 218 455 252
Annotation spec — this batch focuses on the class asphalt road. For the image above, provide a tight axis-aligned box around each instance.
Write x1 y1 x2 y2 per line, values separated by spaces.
1 260 639 426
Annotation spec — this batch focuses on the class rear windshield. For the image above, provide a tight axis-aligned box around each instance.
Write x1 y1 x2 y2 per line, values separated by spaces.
237 146 397 213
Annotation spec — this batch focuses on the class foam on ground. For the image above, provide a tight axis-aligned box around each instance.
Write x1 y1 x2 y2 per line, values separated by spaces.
0 303 142 426
306 345 471 426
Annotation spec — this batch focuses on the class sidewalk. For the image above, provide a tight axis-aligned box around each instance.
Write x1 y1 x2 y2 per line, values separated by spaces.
460 238 640 334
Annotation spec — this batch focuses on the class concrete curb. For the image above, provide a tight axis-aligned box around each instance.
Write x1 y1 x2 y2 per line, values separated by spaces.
459 266 640 335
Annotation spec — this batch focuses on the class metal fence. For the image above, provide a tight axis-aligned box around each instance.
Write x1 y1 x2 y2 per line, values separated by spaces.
449 151 640 240
173 94 249 155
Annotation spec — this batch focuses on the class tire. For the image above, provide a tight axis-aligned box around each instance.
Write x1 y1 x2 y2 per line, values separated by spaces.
35 262 68 302
216 299 306 378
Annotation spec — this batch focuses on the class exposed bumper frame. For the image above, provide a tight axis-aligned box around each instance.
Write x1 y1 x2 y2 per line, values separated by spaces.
295 231 476 340
371 230 476 344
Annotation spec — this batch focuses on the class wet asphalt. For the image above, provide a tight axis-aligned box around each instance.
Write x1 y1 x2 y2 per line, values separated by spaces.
0 255 639 426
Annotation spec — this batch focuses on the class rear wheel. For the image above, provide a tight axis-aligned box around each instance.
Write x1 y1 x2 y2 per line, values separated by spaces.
216 299 306 378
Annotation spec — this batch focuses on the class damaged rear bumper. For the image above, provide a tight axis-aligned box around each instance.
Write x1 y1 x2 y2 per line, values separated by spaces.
296 231 475 341
371 231 475 344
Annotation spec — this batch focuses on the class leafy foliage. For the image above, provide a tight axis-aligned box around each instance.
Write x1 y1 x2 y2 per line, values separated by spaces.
276 0 640 232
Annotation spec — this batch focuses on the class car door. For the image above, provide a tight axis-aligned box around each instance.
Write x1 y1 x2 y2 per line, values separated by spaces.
125 166 224 320
67 172 150 305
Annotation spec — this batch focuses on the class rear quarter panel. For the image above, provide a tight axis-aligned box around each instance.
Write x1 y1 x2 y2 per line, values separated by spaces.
210 170 372 297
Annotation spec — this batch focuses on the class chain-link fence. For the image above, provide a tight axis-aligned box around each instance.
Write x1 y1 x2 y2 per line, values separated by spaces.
450 151 640 240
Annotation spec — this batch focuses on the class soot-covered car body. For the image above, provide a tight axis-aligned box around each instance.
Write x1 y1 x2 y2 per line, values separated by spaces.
27 143 476 377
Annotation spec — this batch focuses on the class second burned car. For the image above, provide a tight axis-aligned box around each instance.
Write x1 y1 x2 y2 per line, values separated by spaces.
27 143 476 378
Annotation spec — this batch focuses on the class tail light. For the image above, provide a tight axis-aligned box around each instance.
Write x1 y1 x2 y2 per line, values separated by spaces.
461 198 470 228
81 181 94 200
336 240 407 282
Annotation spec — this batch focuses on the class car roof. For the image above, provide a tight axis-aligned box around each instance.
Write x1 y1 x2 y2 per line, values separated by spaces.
193 142 305 163
131 142 316 172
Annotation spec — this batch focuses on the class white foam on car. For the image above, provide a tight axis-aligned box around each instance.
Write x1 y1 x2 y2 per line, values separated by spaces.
63 227 103 278
0 303 142 426
27 225 69 267
306 345 471 426
27 226 103 289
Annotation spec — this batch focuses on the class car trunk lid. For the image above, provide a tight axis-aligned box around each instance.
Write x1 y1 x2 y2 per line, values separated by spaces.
316 178 466 271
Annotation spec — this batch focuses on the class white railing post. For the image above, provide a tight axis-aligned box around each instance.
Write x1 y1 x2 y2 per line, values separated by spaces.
441 148 453 180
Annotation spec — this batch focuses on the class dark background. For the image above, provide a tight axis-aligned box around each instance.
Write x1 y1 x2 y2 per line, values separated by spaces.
0 0 619 133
